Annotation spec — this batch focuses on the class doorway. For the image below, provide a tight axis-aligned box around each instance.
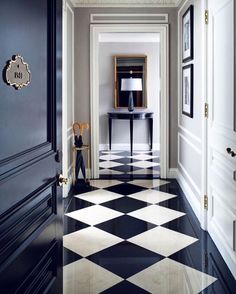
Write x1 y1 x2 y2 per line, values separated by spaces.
98 32 161 179
90 24 169 179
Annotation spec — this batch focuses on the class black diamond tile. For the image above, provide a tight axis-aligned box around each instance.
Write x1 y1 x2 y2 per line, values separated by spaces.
101 280 149 293
73 181 98 195
87 241 164 279
63 247 82 266
161 215 198 238
104 183 145 195
112 157 139 164
64 215 89 234
100 197 149 213
96 215 156 239
66 197 95 213
111 165 142 173
99 159 107 162
158 197 186 213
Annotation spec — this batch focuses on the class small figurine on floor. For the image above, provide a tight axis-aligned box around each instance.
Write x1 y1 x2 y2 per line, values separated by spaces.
73 122 90 186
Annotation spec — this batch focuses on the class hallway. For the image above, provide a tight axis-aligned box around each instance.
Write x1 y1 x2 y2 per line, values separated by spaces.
63 174 236 293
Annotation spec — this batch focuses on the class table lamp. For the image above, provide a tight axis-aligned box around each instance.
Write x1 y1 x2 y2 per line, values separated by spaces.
121 78 142 112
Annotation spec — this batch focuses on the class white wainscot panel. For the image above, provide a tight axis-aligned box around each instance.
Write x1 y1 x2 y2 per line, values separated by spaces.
211 191 235 250
210 151 236 207
213 0 234 130
178 133 202 195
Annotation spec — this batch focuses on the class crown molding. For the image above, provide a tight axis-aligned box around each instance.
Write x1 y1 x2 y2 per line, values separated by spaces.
71 0 180 8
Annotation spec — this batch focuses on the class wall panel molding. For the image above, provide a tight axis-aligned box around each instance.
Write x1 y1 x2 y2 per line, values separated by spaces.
91 13 168 23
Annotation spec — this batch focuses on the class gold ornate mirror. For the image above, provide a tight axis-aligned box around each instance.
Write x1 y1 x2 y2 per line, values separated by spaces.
114 55 147 108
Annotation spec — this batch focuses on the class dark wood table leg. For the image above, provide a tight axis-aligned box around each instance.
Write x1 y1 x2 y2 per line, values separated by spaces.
130 115 133 154
109 117 112 150
149 117 153 150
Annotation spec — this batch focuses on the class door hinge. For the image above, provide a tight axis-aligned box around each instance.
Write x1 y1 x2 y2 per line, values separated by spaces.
204 103 209 118
204 195 208 210
205 10 209 25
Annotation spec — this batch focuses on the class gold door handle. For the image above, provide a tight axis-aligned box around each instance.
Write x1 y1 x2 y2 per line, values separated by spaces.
58 174 68 186
226 148 236 157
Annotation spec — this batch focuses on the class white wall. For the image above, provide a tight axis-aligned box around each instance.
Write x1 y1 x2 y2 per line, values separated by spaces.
177 0 205 222
99 41 160 150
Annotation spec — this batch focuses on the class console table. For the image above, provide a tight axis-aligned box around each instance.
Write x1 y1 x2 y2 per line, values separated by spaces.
108 110 153 154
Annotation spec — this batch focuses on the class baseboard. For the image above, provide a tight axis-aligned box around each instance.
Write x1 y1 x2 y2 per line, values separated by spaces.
167 168 178 178
177 169 201 221
99 143 160 151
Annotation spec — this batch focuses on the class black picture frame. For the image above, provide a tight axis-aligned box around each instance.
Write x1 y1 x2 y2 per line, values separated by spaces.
182 64 194 118
182 5 194 62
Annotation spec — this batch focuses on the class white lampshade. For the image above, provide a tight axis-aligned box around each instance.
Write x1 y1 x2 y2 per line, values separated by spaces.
121 78 142 91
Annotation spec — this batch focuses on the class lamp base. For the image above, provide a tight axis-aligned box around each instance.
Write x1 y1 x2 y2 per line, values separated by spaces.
128 91 134 112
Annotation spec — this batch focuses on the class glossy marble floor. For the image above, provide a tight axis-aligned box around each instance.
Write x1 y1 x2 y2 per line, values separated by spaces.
99 150 160 179
63 152 236 294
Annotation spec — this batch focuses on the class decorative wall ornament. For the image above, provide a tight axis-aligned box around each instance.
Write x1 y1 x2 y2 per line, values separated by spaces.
71 0 180 7
5 55 31 90
182 64 193 118
182 5 194 62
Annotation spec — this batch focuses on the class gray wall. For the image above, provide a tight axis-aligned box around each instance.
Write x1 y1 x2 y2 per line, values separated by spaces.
99 41 160 147
74 7 178 167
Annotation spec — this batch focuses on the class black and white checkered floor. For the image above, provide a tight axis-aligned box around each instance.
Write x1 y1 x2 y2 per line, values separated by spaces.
63 176 236 293
99 150 160 179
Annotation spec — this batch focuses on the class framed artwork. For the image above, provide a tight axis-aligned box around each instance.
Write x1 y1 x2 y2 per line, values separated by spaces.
182 5 194 62
182 64 193 118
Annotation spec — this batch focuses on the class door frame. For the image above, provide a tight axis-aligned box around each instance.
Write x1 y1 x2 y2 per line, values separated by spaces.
62 0 74 197
90 23 169 179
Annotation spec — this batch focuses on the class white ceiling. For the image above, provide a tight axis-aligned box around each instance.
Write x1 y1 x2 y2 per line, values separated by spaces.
70 0 181 8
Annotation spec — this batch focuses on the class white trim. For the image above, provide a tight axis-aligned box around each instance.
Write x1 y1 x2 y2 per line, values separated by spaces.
178 133 202 155
90 24 169 179
72 0 179 8
167 168 178 178
177 170 201 221
90 13 168 23
62 2 75 198
178 124 202 144
99 143 160 151
177 133 201 196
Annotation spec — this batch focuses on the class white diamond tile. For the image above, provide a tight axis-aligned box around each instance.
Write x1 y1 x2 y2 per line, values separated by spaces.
128 179 169 189
128 205 185 226
128 226 198 257
127 161 159 169
63 227 123 257
75 189 123 204
99 154 123 161
127 169 160 175
101 151 123 154
128 258 217 294
64 259 123 294
99 169 123 175
99 161 123 169
128 154 158 160
65 205 123 226
128 189 177 204
89 179 123 189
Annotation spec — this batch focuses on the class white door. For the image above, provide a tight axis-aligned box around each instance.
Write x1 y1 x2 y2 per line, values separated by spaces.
207 0 236 278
